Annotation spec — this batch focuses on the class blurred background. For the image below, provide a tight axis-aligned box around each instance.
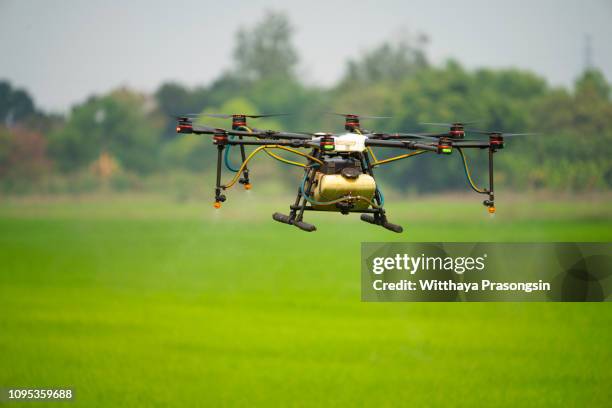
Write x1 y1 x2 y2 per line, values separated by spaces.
1 0 611 196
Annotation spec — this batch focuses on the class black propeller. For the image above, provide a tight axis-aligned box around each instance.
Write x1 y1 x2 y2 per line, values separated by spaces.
192 125 225 133
330 112 391 119
468 130 540 137
422 121 479 127
201 113 290 119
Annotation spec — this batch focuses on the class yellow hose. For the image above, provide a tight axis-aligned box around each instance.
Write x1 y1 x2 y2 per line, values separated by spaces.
367 147 379 162
353 128 379 161
240 125 310 168
222 145 323 189
457 148 487 193
307 195 381 209
372 150 427 167
263 149 306 167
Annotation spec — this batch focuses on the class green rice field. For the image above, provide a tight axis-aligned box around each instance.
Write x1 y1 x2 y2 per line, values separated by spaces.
1 193 611 406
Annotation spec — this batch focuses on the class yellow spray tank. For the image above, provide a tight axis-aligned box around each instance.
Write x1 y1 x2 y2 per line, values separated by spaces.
311 163 376 211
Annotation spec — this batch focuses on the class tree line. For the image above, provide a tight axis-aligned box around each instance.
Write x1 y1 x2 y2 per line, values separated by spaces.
1 11 611 194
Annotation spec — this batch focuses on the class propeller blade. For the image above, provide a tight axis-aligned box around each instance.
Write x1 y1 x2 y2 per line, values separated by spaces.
246 113 290 118
503 133 540 137
421 122 452 126
329 112 391 119
201 113 290 119
466 129 540 137
422 121 479 127
466 129 494 135
174 113 201 119
201 113 234 119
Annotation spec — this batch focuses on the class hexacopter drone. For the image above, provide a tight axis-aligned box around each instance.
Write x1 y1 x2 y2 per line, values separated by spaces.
175 112 532 232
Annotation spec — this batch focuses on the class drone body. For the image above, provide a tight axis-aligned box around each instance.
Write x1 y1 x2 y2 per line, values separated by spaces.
175 112 532 232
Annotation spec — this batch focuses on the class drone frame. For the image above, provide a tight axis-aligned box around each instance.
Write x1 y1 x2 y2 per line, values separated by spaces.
176 115 499 232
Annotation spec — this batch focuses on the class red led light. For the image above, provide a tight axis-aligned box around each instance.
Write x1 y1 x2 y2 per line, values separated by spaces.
213 131 228 144
489 134 504 149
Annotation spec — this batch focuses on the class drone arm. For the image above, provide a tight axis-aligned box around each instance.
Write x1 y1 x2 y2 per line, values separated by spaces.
227 139 318 149
192 125 312 141
230 129 313 140
365 139 438 152
451 141 491 148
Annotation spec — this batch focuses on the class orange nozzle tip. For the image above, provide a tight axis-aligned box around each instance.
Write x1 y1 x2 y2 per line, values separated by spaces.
244 183 252 190
488 206 496 214
213 202 222 209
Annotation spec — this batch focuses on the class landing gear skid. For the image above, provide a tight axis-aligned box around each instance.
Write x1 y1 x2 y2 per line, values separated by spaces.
359 213 403 233
272 212 317 232
272 209 403 234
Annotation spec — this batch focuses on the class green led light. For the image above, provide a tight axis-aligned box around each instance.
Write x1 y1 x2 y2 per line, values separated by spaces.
442 148 452 153
323 145 334 150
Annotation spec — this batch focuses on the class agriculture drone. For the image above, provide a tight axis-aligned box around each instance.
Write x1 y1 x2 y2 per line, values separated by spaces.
175 113 532 232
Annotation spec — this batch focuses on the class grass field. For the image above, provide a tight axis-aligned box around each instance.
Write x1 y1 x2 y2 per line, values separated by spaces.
1 193 611 407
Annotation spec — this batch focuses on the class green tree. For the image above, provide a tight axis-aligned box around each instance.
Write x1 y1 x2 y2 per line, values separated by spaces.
49 89 162 174
339 34 428 88
524 68 612 190
0 80 36 125
155 82 193 119
155 82 212 139
233 11 299 81
0 126 51 189
575 69 611 101
344 60 551 192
